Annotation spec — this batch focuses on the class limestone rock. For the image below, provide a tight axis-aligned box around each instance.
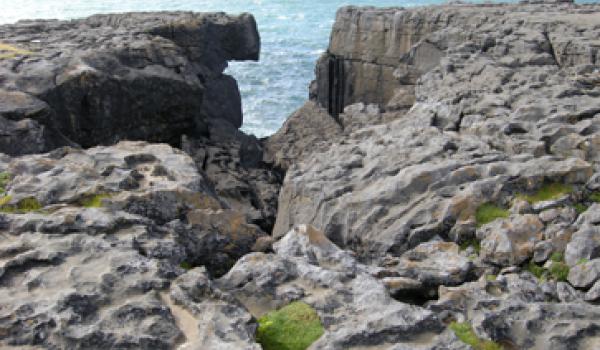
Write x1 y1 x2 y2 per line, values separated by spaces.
263 101 342 172
388 241 474 293
273 1 599 265
568 259 600 289
565 225 600 267
433 273 600 349
182 134 282 232
478 215 544 267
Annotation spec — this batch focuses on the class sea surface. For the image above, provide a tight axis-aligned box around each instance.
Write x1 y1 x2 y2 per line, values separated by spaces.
2 0 593 136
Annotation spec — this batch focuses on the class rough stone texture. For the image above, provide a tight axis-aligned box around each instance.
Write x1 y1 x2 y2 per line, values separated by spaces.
5 2 600 349
432 273 600 349
182 132 282 232
478 215 544 267
565 224 600 267
0 11 260 155
568 259 600 289
382 241 474 298
218 225 463 350
312 2 600 117
0 142 267 348
263 101 343 172
266 4 600 347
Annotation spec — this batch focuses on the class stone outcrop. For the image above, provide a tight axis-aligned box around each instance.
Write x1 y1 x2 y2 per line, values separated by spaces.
0 11 259 155
0 11 283 231
311 1 598 118
0 141 270 348
218 225 464 349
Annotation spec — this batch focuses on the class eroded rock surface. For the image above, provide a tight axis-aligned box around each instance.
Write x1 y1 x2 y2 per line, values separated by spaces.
274 1 600 261
0 142 267 348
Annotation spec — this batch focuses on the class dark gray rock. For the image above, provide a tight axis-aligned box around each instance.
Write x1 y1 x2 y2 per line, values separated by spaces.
263 101 342 172
0 11 260 155
182 133 282 233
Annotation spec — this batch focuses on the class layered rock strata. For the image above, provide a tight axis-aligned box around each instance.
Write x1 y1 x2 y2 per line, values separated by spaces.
311 1 598 117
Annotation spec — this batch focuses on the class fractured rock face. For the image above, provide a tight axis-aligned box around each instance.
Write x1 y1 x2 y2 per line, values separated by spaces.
384 241 474 298
0 11 260 155
183 133 282 233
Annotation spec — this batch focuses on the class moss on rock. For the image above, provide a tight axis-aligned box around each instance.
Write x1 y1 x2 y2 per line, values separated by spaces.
79 193 112 208
0 196 43 213
0 42 34 59
257 301 324 350
449 322 503 350
475 203 509 227
517 182 572 204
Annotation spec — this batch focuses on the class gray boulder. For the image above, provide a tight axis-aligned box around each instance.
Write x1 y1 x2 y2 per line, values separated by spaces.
568 259 600 289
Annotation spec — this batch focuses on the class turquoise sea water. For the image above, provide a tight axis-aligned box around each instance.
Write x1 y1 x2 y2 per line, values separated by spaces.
0 0 596 136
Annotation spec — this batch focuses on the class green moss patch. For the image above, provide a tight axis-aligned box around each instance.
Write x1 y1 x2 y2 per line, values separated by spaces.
449 322 503 350
257 302 324 350
549 261 569 282
475 203 509 227
589 192 600 203
79 193 112 208
179 261 193 270
578 258 590 265
0 172 9 195
574 203 588 214
526 261 545 279
0 42 34 59
518 182 573 204
0 195 12 207
459 238 481 255
0 196 43 213
525 255 569 282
